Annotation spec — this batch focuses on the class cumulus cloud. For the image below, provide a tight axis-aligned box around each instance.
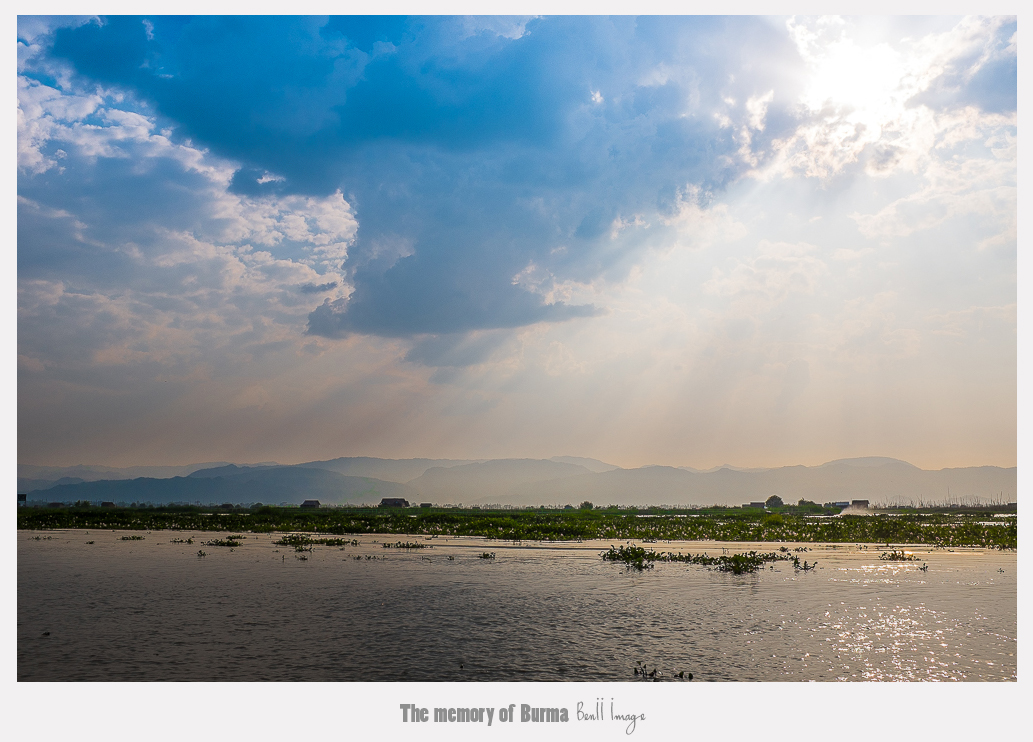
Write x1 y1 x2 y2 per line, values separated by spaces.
16 61 361 409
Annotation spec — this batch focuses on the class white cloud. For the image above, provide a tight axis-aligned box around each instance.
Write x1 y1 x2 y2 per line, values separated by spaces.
704 240 828 307
745 90 774 131
17 72 360 387
849 118 1014 243
764 17 1015 182
926 303 1015 338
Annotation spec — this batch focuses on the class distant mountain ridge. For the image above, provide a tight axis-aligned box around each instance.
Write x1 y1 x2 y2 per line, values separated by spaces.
497 461 1013 507
18 461 239 494
408 459 593 502
294 456 481 482
32 466 413 506
20 456 1016 507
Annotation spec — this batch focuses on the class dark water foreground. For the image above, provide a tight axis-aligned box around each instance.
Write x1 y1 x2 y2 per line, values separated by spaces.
18 530 1015 681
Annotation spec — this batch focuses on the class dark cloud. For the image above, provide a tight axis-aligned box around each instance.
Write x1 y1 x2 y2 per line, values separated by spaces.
299 281 339 294
41 16 806 340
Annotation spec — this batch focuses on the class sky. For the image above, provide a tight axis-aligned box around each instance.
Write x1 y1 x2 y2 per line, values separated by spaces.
16 14 1017 470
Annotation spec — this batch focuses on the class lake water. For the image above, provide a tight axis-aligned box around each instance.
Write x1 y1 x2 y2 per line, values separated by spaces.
18 529 1016 681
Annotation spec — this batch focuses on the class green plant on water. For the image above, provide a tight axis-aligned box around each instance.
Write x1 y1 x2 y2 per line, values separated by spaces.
383 541 426 549
715 552 770 574
601 545 654 571
479 552 496 559
203 538 242 547
275 534 356 548
880 549 918 561
602 545 796 574
790 556 817 571
85 541 94 544
197 550 207 558
16 503 1018 549
120 535 144 541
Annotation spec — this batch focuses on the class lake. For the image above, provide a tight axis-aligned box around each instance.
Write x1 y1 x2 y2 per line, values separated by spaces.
18 529 1016 681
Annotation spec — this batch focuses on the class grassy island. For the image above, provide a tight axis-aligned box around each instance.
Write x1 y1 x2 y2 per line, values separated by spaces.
17 503 1016 549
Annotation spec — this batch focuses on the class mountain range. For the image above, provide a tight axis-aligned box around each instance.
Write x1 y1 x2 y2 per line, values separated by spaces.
18 456 1016 508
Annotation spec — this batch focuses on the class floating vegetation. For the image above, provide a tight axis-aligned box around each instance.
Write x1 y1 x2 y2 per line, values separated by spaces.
602 545 653 571
601 545 811 575
632 661 692 680
792 557 817 571
28 535 53 541
880 550 919 561
85 541 94 544
170 538 194 544
203 537 242 547
197 550 207 558
382 541 427 549
120 535 144 541
478 552 496 559
274 534 358 548
18 504 1018 549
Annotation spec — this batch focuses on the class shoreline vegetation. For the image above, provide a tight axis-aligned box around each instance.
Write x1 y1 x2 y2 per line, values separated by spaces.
17 503 1016 549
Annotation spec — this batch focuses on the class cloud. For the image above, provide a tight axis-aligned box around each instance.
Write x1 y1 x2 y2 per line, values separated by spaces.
765 16 1016 183
36 15 805 341
17 16 1015 470
704 240 828 308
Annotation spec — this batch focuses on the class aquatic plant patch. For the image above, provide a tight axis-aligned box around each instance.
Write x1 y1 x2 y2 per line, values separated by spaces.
274 534 358 547
601 545 815 574
18 505 1017 548
203 537 242 547
880 550 919 561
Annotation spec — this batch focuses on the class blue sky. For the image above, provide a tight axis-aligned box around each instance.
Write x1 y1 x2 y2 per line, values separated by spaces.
17 15 1016 468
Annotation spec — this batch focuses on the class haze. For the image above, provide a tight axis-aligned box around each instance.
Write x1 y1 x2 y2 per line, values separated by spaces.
17 16 1016 470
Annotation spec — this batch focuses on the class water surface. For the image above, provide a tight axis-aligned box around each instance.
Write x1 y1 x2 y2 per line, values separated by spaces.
18 530 1016 681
